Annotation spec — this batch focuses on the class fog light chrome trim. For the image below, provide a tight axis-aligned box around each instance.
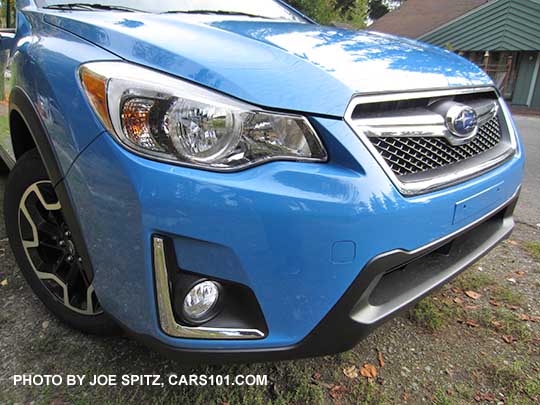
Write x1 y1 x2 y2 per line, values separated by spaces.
153 236 265 340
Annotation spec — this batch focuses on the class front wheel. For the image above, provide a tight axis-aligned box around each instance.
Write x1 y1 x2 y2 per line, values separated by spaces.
0 156 8 174
4 149 119 335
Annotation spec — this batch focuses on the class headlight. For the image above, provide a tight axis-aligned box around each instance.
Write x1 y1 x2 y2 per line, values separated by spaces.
79 62 327 170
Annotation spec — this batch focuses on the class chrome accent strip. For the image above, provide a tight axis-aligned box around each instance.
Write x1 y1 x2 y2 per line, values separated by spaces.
152 237 266 340
344 87 517 196
474 100 499 127
347 86 495 104
356 109 447 138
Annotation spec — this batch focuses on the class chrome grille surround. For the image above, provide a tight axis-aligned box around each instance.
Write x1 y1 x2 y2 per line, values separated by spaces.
345 87 517 196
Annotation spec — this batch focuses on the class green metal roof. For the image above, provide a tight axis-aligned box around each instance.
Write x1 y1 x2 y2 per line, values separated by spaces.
419 0 540 51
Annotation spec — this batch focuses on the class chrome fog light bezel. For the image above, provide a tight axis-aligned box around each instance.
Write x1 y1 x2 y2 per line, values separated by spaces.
152 236 265 340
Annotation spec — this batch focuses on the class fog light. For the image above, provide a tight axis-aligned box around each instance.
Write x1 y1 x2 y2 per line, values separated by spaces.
182 281 221 323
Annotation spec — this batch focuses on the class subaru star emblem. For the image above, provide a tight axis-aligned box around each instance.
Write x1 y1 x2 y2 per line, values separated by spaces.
446 104 479 139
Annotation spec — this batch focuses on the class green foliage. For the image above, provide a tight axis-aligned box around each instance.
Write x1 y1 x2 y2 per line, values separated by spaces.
409 297 453 331
285 0 369 29
369 0 390 20
490 285 525 306
484 360 540 403
0 0 16 29
452 271 496 291
525 241 540 260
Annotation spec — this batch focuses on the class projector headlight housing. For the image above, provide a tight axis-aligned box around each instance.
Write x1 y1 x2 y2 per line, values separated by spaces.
79 62 327 171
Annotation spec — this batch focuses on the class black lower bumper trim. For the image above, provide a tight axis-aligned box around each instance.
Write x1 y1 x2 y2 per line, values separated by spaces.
120 191 519 364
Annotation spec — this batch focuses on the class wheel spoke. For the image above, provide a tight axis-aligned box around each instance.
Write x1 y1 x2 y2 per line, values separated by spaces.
18 180 102 316
65 264 82 287
39 241 64 252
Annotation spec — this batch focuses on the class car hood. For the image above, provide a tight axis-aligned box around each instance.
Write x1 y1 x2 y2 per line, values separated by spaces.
43 12 492 117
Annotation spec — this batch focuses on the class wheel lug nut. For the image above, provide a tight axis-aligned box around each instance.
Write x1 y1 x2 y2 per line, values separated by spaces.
66 255 74 263
65 231 72 238
78 257 83 264
59 241 66 247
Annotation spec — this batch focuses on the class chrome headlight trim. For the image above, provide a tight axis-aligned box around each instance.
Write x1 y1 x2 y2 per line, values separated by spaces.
344 86 518 196
79 61 327 172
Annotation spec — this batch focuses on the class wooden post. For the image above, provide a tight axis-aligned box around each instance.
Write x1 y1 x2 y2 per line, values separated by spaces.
500 55 513 96
6 0 11 29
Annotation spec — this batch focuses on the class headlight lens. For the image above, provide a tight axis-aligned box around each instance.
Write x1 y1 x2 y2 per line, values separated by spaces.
79 62 327 170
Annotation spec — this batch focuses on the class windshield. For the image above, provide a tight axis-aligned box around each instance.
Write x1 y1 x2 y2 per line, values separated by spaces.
38 0 306 21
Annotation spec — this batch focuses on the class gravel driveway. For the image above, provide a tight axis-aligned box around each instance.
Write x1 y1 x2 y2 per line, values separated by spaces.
0 117 539 404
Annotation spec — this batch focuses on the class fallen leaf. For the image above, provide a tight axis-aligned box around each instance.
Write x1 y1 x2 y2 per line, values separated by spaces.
465 291 482 300
312 372 321 381
465 319 480 328
318 382 334 389
491 320 503 328
518 314 540 322
464 305 479 311
42 321 49 329
515 271 526 277
0 279 7 287
507 239 519 246
360 363 378 379
343 365 358 379
506 278 517 284
329 385 348 399
453 297 464 304
507 304 520 311
489 300 501 307
377 350 385 368
481 393 495 401
402 391 410 401
451 287 462 294
502 335 516 344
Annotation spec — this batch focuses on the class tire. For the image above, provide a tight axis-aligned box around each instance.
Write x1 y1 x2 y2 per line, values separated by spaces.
0 156 8 175
4 149 120 335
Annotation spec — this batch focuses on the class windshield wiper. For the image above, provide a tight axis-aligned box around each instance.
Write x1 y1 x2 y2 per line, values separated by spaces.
164 10 273 19
44 3 144 12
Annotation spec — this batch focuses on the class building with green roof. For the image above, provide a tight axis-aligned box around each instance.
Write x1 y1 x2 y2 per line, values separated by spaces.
371 0 540 108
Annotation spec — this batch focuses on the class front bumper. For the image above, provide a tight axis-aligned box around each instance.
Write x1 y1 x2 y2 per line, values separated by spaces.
135 192 518 362
63 116 524 360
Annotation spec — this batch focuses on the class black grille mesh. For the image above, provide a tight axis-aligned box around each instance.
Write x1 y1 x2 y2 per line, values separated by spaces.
368 116 502 177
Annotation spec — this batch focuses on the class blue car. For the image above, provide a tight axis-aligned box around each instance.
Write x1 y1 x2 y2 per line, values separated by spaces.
0 0 524 362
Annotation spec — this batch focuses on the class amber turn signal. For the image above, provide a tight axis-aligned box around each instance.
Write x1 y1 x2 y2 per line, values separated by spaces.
79 66 113 131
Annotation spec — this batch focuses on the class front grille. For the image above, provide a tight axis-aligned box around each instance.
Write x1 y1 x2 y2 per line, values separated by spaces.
345 88 517 195
369 116 502 177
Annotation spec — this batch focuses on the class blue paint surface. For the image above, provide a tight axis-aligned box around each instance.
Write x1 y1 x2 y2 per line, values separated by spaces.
42 10 490 117
65 117 524 349
453 182 505 225
5 1 524 351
